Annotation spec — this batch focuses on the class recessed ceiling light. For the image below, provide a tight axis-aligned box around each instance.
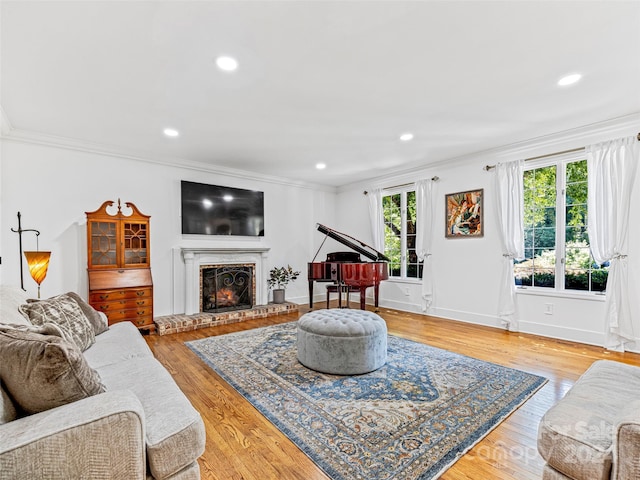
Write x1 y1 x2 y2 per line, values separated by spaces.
163 128 179 137
316 163 327 170
222 194 233 202
557 73 582 86
215 56 238 72
399 132 414 142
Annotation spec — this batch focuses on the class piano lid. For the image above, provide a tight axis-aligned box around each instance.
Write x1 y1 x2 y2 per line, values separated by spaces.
316 223 390 262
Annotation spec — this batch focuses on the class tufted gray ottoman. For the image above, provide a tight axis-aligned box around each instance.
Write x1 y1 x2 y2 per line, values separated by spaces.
297 309 387 375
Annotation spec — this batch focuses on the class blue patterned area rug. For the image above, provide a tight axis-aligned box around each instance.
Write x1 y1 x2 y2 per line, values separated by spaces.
186 322 546 480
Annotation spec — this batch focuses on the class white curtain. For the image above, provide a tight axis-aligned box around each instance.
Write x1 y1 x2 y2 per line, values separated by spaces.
494 160 525 331
415 179 436 312
367 188 385 252
587 136 639 351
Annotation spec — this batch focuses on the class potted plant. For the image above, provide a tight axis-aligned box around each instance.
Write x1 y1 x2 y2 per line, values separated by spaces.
267 265 300 304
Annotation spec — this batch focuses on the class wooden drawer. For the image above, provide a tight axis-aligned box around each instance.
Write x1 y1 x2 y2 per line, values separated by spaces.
109 315 155 329
90 287 152 303
92 297 152 312
89 285 154 332
103 307 152 322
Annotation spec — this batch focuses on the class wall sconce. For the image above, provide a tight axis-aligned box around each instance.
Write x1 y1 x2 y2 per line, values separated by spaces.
23 251 51 298
11 212 51 296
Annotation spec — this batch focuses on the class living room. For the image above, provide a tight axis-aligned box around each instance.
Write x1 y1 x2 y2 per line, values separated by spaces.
2 1 640 350
1 1 640 479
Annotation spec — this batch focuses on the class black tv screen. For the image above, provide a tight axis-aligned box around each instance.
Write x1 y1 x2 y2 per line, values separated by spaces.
181 181 264 236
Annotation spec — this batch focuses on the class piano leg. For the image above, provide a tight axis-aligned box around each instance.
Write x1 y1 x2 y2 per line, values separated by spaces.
374 284 380 308
308 280 314 308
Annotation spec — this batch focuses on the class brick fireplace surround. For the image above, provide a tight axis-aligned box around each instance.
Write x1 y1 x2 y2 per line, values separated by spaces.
153 246 298 335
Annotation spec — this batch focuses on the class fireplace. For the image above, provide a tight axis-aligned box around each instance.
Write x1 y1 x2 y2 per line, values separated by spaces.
174 247 270 315
200 264 254 313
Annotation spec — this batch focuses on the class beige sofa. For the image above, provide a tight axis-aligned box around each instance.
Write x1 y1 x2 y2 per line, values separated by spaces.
538 359 640 480
0 286 206 479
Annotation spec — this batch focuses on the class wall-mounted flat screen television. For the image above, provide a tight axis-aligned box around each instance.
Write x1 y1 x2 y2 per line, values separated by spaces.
181 181 264 236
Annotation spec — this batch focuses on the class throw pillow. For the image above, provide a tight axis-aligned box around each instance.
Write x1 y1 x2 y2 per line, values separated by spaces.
0 325 105 415
65 292 109 335
0 384 17 425
19 294 96 351
0 322 72 345
0 285 32 327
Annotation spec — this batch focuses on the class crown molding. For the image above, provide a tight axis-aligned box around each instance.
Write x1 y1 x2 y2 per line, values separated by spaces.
480 112 640 163
337 113 640 194
3 111 637 196
0 127 337 194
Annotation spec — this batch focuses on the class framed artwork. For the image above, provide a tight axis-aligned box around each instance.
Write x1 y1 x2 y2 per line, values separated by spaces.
445 189 483 238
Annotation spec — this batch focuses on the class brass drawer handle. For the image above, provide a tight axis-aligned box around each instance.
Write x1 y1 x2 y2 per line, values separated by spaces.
136 300 145 305
136 291 145 296
137 310 146 315
99 294 109 300
99 305 109 311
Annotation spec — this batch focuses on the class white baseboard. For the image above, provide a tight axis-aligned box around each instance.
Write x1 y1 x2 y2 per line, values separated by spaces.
518 321 640 353
518 321 604 347
290 295 640 354
429 307 505 330
378 298 422 313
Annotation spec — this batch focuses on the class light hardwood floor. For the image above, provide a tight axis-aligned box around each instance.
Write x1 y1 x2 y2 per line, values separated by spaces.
145 305 640 480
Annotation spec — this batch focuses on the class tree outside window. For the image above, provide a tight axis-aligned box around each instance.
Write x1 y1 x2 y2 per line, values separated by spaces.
382 189 422 279
514 158 608 292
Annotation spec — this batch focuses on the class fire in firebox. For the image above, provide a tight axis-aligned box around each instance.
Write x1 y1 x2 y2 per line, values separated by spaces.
215 288 239 307
201 265 253 313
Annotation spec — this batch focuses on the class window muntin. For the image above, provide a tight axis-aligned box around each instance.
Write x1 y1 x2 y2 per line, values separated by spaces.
515 156 608 293
382 189 422 279
405 191 421 278
520 164 557 287
383 193 402 277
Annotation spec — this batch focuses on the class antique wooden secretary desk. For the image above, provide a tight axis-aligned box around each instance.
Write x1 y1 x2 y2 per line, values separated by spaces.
85 199 154 332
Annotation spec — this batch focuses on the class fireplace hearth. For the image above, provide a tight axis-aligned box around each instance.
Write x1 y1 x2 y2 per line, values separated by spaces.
201 264 253 313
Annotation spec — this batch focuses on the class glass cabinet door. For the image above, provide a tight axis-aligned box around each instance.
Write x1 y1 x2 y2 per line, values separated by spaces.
90 221 118 266
123 222 148 266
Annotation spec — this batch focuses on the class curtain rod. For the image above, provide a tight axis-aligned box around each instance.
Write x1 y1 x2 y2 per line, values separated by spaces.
363 176 439 195
483 131 640 171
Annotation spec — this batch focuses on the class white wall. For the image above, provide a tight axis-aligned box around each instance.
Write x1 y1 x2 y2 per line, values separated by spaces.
0 140 336 314
336 114 640 351
2 114 639 352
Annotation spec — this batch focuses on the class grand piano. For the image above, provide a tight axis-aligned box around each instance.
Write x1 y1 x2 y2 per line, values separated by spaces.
308 223 389 310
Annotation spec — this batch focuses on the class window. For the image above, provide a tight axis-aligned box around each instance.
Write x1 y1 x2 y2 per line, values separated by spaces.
514 155 608 293
382 189 422 279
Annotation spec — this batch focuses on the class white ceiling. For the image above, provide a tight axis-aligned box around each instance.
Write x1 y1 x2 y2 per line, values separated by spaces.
2 1 640 188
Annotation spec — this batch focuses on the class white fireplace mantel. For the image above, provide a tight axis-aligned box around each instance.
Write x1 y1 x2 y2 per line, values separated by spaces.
176 247 270 315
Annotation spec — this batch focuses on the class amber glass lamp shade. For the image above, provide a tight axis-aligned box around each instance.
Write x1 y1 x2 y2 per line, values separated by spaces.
24 251 51 298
